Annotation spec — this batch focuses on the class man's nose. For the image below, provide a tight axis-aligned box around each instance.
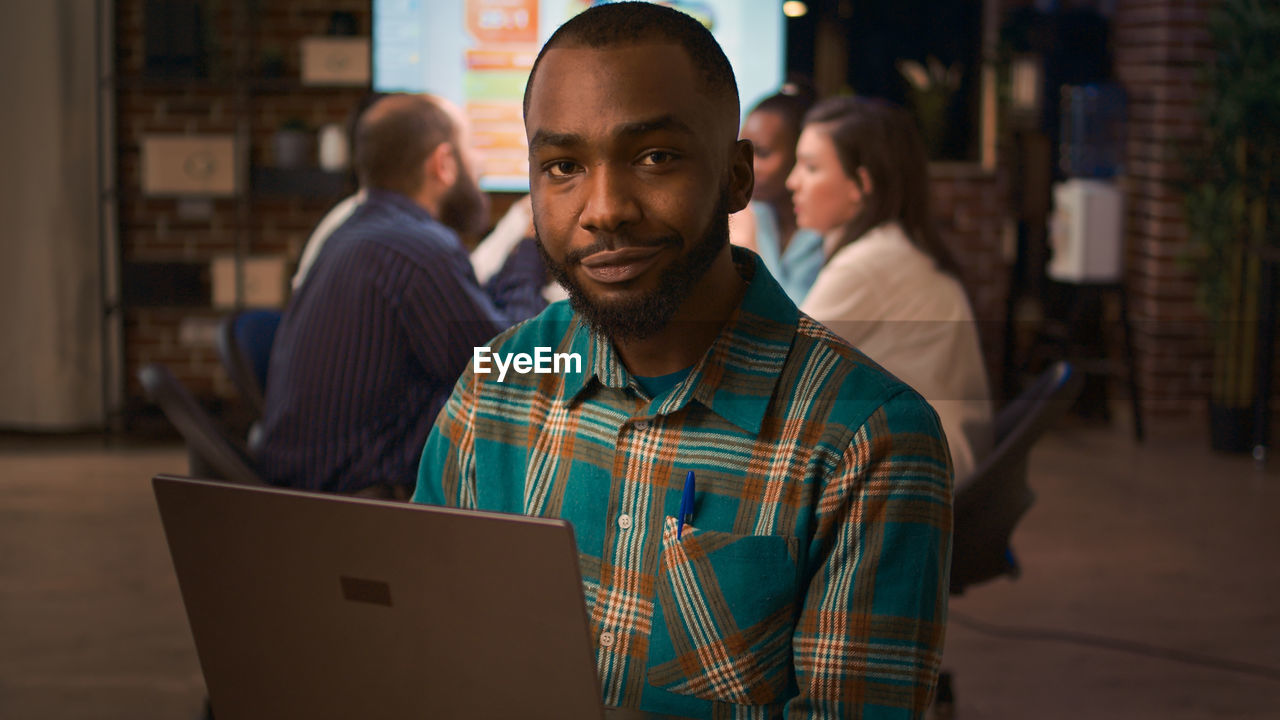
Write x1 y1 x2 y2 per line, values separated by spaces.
578 166 641 233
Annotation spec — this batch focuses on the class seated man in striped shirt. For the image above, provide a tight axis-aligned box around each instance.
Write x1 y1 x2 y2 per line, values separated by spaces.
415 3 952 718
257 94 547 498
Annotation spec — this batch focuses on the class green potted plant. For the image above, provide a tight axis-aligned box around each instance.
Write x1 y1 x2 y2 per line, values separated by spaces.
1182 0 1280 452
898 56 963 160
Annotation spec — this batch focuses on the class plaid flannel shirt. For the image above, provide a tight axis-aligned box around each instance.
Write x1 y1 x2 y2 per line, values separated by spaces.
415 250 952 719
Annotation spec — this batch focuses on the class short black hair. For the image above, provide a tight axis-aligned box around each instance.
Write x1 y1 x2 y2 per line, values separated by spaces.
522 1 738 121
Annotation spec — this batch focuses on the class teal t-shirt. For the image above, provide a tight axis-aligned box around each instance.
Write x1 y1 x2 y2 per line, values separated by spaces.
632 367 693 402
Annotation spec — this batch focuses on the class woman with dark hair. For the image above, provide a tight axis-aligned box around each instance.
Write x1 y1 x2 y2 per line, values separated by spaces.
730 82 824 304
789 95 992 480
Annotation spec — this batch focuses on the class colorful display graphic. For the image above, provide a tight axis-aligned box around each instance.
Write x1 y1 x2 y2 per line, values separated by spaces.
463 0 541 188
375 0 782 192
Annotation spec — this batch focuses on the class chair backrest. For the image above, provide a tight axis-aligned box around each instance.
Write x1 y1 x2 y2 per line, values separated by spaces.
950 361 1083 595
216 308 282 415
138 363 266 486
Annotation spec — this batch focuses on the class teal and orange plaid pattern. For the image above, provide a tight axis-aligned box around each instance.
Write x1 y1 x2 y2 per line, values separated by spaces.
415 251 953 719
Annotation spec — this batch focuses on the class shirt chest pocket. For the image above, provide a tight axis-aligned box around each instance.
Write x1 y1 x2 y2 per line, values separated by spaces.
646 516 800 706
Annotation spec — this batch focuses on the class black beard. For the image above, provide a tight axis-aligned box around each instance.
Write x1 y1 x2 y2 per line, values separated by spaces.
536 190 731 342
436 149 490 238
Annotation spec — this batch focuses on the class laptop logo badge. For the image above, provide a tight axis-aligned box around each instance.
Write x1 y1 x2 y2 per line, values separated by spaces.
339 576 393 607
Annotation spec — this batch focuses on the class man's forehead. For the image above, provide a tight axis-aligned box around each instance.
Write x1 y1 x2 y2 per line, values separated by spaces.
526 43 728 137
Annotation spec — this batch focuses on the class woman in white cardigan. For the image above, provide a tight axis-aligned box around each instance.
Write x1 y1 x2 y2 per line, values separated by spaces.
787 96 993 481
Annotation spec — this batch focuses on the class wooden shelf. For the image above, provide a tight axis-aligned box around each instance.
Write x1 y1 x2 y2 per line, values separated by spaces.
248 77 368 93
251 166 352 200
121 261 210 307
104 74 368 94
104 74 240 92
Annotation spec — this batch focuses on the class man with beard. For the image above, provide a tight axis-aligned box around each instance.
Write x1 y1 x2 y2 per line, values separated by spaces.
256 93 546 497
414 4 952 717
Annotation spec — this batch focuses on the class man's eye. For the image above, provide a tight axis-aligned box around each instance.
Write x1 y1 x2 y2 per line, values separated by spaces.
545 161 580 178
638 151 675 166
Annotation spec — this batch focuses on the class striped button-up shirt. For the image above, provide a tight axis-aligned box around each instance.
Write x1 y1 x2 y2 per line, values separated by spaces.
415 249 952 718
258 189 545 493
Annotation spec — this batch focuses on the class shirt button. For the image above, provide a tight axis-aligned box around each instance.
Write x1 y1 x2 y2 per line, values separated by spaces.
618 514 632 530
599 631 616 648
635 420 650 431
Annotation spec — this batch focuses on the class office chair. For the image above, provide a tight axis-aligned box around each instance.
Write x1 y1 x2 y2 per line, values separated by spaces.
216 308 282 416
138 363 266 486
934 362 1083 715
950 361 1083 594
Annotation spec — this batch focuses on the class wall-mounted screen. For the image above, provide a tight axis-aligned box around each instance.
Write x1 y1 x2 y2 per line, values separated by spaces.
374 0 785 192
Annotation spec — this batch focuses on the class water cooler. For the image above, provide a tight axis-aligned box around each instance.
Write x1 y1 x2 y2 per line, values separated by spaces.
1045 83 1143 440
1048 84 1126 283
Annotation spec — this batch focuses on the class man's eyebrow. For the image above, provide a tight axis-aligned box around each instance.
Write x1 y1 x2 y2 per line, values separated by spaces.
614 114 696 140
528 115 696 154
528 131 583 154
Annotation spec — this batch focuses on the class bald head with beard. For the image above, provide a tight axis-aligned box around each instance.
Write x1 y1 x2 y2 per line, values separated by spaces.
355 94 489 237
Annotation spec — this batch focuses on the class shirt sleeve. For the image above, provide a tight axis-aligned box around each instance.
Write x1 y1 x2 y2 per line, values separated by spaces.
414 363 480 509
785 388 953 719
483 236 549 324
396 240 536 383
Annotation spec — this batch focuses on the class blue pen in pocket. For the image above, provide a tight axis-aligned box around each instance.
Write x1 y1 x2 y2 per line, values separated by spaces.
677 470 695 539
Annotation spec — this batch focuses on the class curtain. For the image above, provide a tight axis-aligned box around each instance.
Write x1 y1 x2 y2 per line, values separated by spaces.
0 0 106 429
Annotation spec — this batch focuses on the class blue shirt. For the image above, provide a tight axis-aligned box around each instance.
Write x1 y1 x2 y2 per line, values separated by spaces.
257 189 545 492
751 201 824 306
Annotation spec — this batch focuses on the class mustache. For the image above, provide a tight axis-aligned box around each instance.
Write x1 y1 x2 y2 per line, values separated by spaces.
562 234 681 265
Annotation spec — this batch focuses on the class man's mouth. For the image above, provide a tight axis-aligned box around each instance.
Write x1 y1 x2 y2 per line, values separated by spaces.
578 245 667 284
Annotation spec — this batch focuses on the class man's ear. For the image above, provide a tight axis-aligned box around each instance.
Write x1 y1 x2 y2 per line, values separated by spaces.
728 138 754 213
426 141 458 190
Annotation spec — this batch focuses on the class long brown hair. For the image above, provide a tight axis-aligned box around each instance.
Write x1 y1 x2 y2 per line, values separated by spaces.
803 96 959 275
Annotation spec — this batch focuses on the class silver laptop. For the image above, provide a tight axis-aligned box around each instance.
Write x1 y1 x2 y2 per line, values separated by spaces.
153 474 619 720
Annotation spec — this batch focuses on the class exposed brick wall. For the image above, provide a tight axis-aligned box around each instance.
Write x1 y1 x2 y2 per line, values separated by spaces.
1112 0 1216 415
116 0 369 407
931 166 1010 388
124 308 231 399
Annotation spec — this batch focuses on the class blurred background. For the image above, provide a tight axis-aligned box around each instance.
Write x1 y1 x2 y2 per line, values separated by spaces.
1 1 1277 718
6 0 1274 442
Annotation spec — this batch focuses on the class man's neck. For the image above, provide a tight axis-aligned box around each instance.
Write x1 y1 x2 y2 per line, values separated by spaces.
411 183 442 219
612 247 746 377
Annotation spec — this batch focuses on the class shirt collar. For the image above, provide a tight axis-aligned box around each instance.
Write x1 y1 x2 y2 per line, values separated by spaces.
562 246 799 434
362 187 435 223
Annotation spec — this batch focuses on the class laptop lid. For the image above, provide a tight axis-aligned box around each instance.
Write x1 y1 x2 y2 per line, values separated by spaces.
152 474 604 720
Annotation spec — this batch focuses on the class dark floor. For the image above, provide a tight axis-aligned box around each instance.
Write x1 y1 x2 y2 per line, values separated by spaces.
940 417 1280 719
1 415 1278 719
